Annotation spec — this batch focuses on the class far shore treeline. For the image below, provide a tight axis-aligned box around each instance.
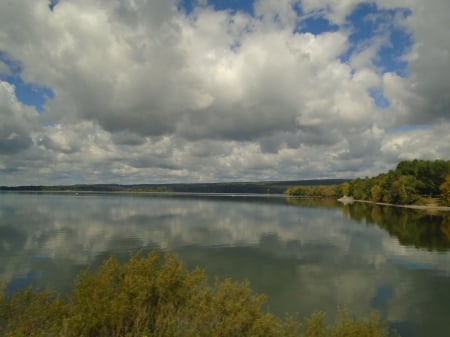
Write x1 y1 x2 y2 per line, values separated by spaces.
287 159 450 206
0 179 346 194
2 159 449 206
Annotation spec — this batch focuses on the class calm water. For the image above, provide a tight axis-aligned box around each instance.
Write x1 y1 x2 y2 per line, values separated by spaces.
1 192 449 337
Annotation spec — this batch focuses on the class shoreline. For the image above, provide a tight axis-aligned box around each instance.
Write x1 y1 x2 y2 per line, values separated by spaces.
339 197 450 211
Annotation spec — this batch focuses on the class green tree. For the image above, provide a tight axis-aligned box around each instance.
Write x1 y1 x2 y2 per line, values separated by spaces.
392 175 420 204
343 160 450 205
370 185 382 202
341 182 350 197
351 178 371 200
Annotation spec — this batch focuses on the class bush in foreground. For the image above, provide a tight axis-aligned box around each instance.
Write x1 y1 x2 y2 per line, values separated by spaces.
0 253 398 337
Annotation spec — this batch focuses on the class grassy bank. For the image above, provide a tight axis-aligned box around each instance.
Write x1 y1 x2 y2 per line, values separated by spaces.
0 253 398 337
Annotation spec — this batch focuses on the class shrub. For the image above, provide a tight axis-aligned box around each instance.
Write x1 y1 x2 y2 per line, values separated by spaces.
0 253 398 337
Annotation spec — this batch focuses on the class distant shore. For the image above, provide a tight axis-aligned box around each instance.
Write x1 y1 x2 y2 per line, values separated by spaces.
338 196 450 211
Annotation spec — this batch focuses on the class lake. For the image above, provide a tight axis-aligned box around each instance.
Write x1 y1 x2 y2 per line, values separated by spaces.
1 192 449 337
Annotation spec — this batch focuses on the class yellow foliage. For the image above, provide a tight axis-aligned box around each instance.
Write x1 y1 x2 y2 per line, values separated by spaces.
0 253 398 337
440 175 450 205
342 183 350 197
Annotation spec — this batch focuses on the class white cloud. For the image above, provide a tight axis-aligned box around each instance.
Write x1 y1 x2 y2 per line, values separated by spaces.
381 123 450 160
0 81 37 155
0 0 449 184
401 0 450 124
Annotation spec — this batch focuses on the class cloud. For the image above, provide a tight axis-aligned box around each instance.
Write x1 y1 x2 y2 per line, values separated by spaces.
0 81 36 154
300 0 362 25
381 123 450 161
0 0 449 184
400 0 450 124
0 60 11 76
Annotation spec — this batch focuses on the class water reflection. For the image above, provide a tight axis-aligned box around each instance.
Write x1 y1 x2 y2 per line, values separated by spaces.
343 202 450 252
285 196 341 208
0 192 449 337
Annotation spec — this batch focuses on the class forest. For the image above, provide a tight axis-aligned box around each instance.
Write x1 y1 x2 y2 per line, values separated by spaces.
286 159 450 206
346 159 450 205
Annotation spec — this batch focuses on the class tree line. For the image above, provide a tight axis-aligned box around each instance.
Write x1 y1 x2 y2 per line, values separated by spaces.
345 159 450 205
0 180 346 194
285 185 341 198
286 159 450 206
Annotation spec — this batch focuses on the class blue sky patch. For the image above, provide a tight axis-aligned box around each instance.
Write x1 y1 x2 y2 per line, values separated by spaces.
390 124 430 133
0 51 54 113
347 3 380 42
341 3 412 76
292 1 339 36
178 0 254 15
295 15 339 35
48 0 59 12
208 0 253 15
369 88 390 108
177 0 197 14
374 26 411 76
11 78 54 113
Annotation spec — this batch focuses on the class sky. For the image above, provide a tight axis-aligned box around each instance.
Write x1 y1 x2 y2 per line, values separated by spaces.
0 0 449 186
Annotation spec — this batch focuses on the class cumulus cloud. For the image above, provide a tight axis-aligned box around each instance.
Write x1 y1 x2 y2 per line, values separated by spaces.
0 81 36 155
400 0 450 124
381 123 450 161
0 0 449 184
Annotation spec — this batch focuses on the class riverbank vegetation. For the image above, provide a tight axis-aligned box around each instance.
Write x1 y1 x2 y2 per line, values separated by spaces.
0 253 397 337
286 160 450 206
347 160 450 206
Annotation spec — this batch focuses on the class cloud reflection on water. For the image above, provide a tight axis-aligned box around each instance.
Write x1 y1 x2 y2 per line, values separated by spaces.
0 192 449 337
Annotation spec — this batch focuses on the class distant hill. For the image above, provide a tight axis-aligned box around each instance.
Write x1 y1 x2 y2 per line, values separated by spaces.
0 179 347 194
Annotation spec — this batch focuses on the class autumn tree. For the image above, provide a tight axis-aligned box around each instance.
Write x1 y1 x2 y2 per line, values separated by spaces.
440 175 450 206
341 182 350 196
370 185 382 202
